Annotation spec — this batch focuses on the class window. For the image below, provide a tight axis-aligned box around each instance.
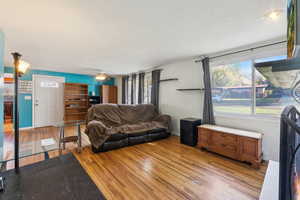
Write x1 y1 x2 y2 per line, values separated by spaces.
135 76 139 104
144 72 152 104
212 61 252 114
127 76 132 104
211 55 289 116
124 72 152 104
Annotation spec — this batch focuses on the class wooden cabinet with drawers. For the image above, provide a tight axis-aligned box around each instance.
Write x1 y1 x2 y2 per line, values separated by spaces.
198 125 262 168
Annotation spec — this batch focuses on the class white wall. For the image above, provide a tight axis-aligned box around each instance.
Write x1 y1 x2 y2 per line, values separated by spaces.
158 60 204 136
158 59 280 161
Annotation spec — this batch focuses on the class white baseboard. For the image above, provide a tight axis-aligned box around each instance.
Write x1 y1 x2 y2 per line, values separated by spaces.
172 132 179 136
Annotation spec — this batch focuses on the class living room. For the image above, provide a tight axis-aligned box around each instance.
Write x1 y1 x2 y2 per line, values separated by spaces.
0 0 298 200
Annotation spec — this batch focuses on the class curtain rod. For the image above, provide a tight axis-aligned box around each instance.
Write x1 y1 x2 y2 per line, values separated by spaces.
123 68 163 76
195 40 287 63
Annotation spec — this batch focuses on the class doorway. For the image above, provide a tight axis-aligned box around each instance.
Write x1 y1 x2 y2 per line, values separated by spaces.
33 75 65 128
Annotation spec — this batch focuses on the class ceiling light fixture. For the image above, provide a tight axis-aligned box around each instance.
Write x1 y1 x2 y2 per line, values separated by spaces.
95 73 109 81
265 9 283 21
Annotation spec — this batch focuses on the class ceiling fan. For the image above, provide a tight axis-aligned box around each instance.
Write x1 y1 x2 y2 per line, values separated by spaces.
83 67 112 81
95 72 109 81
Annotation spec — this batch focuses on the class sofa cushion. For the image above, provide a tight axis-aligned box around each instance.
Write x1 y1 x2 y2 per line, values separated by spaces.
87 104 122 127
116 122 154 134
118 104 157 124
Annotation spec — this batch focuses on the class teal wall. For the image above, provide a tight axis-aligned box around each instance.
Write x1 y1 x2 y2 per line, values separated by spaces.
0 31 4 157
4 67 114 128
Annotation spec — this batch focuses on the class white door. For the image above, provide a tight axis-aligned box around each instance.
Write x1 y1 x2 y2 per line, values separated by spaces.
33 75 65 127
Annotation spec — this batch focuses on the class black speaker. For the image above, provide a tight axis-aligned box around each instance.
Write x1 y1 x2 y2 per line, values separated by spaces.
180 118 202 146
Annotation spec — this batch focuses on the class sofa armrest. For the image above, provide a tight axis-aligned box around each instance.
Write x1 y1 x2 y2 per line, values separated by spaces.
85 120 108 133
153 114 171 131
85 120 112 148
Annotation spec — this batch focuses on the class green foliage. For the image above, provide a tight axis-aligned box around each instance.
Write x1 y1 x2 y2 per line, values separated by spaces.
212 65 251 87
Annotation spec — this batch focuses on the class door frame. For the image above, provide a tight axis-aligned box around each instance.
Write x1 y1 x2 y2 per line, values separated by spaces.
32 74 65 128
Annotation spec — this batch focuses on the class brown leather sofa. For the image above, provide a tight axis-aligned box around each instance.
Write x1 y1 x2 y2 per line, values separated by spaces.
85 104 171 153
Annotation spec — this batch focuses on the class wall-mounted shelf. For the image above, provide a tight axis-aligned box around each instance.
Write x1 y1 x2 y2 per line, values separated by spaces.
176 88 205 91
160 78 178 82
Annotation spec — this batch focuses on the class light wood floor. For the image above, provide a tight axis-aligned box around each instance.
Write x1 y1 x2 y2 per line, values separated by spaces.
4 123 266 200
75 137 266 200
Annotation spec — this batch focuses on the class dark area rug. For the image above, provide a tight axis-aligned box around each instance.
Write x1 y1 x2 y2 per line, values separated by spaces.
0 153 106 200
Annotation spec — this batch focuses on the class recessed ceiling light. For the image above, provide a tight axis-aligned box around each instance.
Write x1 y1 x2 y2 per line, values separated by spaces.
265 9 283 21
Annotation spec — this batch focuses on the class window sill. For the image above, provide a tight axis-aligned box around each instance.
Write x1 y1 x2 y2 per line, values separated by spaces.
215 112 280 123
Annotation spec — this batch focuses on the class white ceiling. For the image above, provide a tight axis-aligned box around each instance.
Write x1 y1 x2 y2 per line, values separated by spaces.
0 0 286 75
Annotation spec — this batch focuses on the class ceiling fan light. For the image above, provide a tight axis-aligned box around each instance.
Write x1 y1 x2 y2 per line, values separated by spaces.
95 73 108 81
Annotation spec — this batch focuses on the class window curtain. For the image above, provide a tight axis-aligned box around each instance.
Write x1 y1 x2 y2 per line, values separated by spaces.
131 74 136 104
138 73 145 104
122 76 128 104
151 70 161 111
202 57 215 124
